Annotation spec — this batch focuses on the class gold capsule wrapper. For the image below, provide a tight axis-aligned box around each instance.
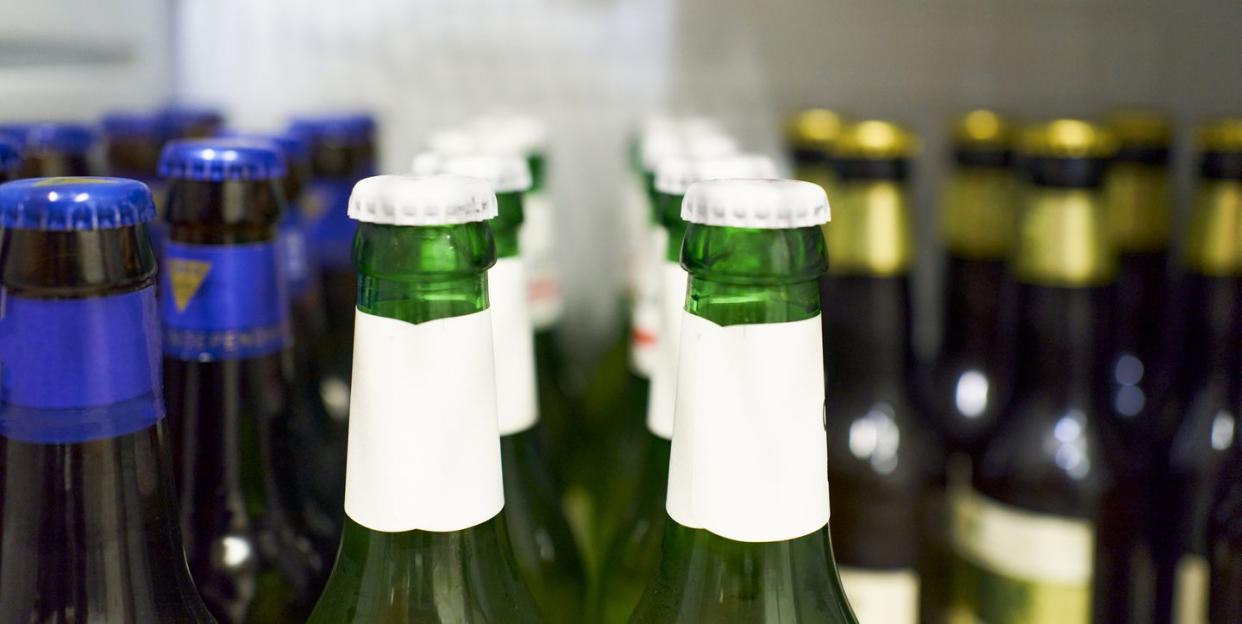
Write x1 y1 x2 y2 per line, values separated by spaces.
1184 179 1242 276
941 168 1018 260
824 179 913 277
1104 163 1171 253
1012 187 1116 287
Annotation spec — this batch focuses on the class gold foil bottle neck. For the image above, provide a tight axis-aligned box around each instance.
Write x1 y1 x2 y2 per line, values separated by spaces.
1107 109 1173 149
825 178 913 277
786 108 844 151
1184 180 1242 276
941 167 1017 260
1012 187 1116 287
1105 163 1171 253
1199 118 1242 153
834 120 919 160
952 110 1012 150
1019 119 1117 160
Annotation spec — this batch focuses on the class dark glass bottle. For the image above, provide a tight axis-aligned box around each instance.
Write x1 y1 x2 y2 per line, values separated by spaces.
593 153 778 623
1103 111 1173 449
1162 118 1242 624
0 137 20 182
11 121 95 177
629 178 856 623
785 107 843 202
159 139 324 622
161 106 226 140
308 173 540 622
218 130 340 564
952 120 1134 624
103 112 172 257
1210 439 1242 623
924 110 1017 461
0 176 214 622
824 121 945 624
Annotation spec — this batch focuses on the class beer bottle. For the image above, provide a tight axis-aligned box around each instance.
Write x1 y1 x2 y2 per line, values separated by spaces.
824 121 945 623
218 129 342 565
159 139 323 622
161 105 225 140
1104 110 1173 448
924 110 1017 460
0 176 213 622
103 111 172 257
1210 435 1242 623
951 120 1123 623
307 174 540 622
411 152 587 621
786 107 844 198
0 137 20 182
287 113 377 427
628 178 855 622
593 153 778 623
12 122 95 177
1161 118 1242 624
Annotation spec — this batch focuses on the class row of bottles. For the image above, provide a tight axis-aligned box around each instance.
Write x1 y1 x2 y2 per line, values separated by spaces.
783 108 1242 623
3 102 1242 623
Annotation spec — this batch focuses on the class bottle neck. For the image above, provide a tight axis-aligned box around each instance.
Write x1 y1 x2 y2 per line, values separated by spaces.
940 164 1015 260
492 191 525 259
20 151 91 178
822 274 911 384
355 222 493 322
682 224 825 325
1105 162 1170 254
1184 179 1242 276
940 255 1009 369
1012 185 1116 287
308 141 374 180
658 190 685 263
827 176 914 276
1178 273 1242 399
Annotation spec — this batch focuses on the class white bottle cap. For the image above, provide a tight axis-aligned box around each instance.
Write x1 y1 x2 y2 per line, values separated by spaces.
640 131 739 172
349 174 498 225
410 152 533 194
655 153 779 196
682 178 830 229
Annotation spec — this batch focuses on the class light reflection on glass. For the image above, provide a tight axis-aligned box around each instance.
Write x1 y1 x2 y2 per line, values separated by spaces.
954 369 989 419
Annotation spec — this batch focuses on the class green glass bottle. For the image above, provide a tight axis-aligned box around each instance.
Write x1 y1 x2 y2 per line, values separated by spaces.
593 153 778 623
1161 118 1242 624
412 152 587 622
824 121 946 624
950 120 1130 624
628 178 857 623
308 174 540 622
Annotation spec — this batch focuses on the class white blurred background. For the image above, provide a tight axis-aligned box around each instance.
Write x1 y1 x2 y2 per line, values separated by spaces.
2 0 1241 363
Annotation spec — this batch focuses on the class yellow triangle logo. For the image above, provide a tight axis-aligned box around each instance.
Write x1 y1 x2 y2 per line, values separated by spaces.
167 259 212 312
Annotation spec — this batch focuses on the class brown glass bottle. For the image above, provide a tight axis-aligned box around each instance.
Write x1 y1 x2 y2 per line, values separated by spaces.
1161 119 1242 624
0 177 213 622
13 122 95 177
160 140 323 622
824 121 946 624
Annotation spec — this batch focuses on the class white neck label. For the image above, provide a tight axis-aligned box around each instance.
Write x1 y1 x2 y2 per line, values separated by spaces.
666 313 830 542
489 258 538 435
646 260 688 439
345 309 504 533
519 192 564 329
628 225 668 378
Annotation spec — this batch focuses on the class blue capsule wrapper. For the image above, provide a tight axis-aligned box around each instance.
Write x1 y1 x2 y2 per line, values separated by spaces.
279 202 312 299
304 179 359 269
0 287 165 443
161 241 291 360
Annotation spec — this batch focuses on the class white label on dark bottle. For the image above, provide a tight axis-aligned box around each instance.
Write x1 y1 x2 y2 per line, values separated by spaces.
489 258 539 435
666 312 830 542
345 309 504 532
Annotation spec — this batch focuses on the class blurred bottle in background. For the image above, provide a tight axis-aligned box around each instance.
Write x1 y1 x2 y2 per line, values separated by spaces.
951 120 1126 624
161 105 225 140
160 139 324 622
593 152 778 623
288 113 377 429
1103 110 1174 453
923 110 1017 466
627 178 857 623
3 122 96 177
786 107 844 200
1158 118 1242 624
309 174 541 623
0 138 21 182
822 120 945 624
413 151 587 622
0 177 214 623
220 129 342 567
103 111 171 256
